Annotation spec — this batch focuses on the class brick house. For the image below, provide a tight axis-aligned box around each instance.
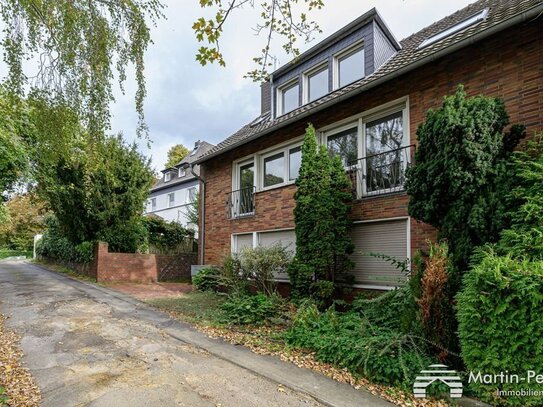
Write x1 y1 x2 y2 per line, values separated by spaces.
194 0 543 290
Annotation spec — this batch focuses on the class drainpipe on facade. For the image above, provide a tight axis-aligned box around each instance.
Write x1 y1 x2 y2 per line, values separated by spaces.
188 162 205 265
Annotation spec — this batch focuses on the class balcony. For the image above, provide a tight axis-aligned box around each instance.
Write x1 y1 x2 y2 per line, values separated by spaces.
348 144 415 199
227 186 256 219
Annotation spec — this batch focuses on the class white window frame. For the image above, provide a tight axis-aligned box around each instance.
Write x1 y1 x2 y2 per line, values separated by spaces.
320 96 410 198
167 192 175 208
323 121 361 168
151 198 157 212
351 216 411 290
232 136 304 196
276 78 300 116
231 228 296 282
186 187 197 204
333 40 365 90
164 172 172 182
260 141 303 191
231 159 257 218
302 61 329 104
178 167 186 177
233 158 256 191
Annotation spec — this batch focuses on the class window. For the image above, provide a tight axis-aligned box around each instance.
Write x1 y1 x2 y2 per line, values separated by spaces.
187 187 197 203
233 233 253 252
232 229 296 280
350 219 409 287
151 198 157 211
322 98 410 197
178 168 186 177
289 147 301 181
305 65 329 103
326 126 358 167
260 143 302 189
167 193 175 208
335 43 364 88
258 229 296 280
365 112 405 193
263 153 285 188
164 172 172 182
418 8 489 49
278 81 299 115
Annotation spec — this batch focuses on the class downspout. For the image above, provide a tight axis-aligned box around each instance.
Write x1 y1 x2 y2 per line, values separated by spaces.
188 162 205 265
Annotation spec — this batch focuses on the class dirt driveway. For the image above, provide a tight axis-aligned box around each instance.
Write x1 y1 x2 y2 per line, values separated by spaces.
104 281 193 300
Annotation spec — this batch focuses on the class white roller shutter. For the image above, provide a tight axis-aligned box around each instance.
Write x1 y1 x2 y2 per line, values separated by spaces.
233 233 253 252
258 229 296 281
350 219 409 287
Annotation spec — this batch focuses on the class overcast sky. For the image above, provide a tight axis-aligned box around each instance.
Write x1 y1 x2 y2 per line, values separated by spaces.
43 1 482 171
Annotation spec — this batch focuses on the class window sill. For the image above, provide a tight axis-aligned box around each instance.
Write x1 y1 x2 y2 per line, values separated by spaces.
354 188 407 201
229 212 255 220
258 181 297 194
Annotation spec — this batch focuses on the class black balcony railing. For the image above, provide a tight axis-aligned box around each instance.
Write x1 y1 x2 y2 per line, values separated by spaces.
348 144 415 199
227 186 256 219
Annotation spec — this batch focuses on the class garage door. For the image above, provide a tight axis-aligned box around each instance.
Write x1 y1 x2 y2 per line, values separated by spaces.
350 219 409 287
258 229 296 281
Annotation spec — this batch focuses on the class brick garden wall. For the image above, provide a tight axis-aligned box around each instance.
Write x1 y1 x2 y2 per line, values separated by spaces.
92 242 196 283
201 20 543 266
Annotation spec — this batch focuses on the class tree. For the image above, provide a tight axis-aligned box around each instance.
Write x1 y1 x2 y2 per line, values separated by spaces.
165 144 190 168
287 124 353 299
0 193 46 251
186 191 200 227
406 85 525 275
0 88 33 197
194 0 324 81
1 0 164 136
35 115 155 252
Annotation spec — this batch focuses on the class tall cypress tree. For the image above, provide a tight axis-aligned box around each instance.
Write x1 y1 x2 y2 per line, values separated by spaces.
288 124 353 299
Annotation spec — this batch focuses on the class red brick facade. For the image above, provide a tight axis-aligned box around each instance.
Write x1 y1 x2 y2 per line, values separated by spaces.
200 21 543 270
92 242 196 283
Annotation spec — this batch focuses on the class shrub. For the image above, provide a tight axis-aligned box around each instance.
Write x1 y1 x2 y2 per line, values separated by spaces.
143 216 194 253
36 215 94 264
457 251 543 406
352 286 421 335
192 267 221 292
416 242 456 360
495 134 543 261
220 293 286 326
284 303 432 387
406 85 525 274
288 124 354 299
236 244 291 296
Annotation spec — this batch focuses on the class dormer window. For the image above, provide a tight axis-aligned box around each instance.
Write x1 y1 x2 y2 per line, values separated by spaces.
304 63 329 103
277 80 299 116
179 167 186 177
334 41 365 89
164 172 172 182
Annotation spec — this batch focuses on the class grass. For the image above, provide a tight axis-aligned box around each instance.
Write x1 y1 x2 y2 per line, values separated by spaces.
0 386 7 407
32 259 96 282
0 250 32 260
148 291 227 326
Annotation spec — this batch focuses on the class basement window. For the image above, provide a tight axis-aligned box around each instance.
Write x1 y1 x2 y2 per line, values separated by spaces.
418 8 489 49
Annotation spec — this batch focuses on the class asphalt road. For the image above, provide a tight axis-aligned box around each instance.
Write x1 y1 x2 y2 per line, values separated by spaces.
0 260 391 407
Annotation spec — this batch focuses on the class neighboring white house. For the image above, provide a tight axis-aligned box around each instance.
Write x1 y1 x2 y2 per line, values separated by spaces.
145 141 214 230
